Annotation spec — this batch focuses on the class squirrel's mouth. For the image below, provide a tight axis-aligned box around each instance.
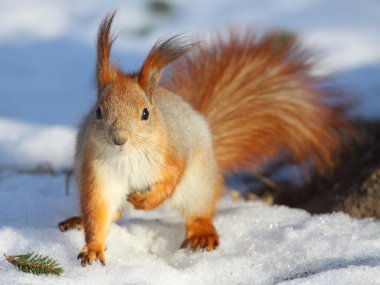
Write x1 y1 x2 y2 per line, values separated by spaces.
111 144 125 153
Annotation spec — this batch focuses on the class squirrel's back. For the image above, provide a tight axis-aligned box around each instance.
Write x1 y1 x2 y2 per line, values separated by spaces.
163 30 354 174
154 87 213 160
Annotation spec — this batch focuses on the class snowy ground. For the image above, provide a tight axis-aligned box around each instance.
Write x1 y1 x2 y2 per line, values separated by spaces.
0 0 380 284
2 175 380 284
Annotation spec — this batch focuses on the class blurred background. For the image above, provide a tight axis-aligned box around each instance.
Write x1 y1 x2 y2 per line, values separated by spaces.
0 0 379 214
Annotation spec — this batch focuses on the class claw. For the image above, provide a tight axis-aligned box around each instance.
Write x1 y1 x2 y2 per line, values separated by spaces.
207 236 215 251
199 237 207 248
191 237 199 250
58 222 69 232
180 239 189 249
180 234 219 251
77 243 105 267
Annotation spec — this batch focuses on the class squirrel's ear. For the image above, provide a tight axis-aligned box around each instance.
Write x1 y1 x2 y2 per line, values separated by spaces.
138 35 194 102
96 12 116 95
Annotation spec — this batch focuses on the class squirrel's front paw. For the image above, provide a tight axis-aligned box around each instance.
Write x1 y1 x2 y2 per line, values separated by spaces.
180 219 219 251
77 242 106 267
127 192 152 210
180 233 219 251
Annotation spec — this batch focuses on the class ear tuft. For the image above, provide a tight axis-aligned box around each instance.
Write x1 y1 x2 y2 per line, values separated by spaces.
138 35 194 101
96 11 116 94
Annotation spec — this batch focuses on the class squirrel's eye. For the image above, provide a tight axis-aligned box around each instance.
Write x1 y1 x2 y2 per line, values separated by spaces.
96 107 103 120
141 108 149 120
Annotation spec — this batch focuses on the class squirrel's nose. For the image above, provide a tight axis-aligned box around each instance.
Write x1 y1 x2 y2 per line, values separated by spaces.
112 136 127 146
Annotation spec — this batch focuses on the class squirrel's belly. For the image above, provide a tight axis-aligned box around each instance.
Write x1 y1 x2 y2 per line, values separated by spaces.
94 146 158 214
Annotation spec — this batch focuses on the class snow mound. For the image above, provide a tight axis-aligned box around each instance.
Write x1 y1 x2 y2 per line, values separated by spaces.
0 119 75 170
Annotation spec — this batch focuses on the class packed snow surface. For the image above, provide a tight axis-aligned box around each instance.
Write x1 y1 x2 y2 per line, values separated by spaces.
0 0 380 284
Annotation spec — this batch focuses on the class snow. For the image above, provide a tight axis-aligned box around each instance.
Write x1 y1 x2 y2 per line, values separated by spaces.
0 119 75 169
1 175 380 284
0 0 380 284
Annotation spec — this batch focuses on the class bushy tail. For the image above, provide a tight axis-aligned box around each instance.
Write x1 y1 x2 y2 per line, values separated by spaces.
163 30 355 175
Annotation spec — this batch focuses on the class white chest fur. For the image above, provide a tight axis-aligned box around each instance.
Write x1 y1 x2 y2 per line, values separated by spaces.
94 145 159 214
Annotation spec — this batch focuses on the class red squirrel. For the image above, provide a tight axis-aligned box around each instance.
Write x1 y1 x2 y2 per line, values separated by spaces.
58 12 353 266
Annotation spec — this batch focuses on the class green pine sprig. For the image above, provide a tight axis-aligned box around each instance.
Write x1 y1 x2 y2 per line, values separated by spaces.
4 252 64 276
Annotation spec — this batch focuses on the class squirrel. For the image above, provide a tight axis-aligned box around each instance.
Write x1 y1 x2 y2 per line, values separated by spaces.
58 12 354 266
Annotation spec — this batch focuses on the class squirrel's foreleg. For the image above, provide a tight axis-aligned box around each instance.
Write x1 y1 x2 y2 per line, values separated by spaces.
128 163 183 210
179 173 222 251
77 159 112 266
181 217 219 251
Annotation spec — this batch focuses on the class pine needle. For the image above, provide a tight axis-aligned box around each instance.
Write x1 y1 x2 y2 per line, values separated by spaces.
4 252 64 276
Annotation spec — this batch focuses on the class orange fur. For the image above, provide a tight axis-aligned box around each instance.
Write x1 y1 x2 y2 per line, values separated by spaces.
128 152 185 210
138 35 193 100
58 216 83 231
77 148 110 266
163 30 354 174
96 12 116 94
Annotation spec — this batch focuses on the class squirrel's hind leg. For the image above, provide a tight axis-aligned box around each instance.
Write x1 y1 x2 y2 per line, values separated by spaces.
58 211 122 232
59 216 83 231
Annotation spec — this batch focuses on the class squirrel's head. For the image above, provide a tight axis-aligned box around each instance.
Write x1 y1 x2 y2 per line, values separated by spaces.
92 12 192 150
